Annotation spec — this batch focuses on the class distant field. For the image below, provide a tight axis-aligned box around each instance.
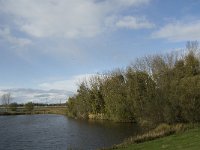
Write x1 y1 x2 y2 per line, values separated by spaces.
117 127 200 150
33 106 67 115
0 106 67 115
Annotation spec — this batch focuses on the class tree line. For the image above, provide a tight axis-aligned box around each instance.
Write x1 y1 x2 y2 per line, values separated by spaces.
0 94 37 112
67 41 200 124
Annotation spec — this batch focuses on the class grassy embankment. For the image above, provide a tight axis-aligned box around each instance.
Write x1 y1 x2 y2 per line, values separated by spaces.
0 106 67 115
33 106 67 115
107 124 200 150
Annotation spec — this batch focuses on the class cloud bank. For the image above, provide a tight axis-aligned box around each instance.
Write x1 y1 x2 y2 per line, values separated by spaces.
0 88 74 104
0 0 151 39
0 27 32 47
0 74 95 104
39 74 96 92
116 16 155 29
152 20 200 42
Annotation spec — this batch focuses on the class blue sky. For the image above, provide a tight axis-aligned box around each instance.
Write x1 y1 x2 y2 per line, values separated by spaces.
0 0 200 103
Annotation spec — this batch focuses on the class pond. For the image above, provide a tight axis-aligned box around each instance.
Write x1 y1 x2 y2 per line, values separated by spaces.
0 114 141 150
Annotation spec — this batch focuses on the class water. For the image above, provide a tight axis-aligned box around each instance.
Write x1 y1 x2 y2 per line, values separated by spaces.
0 114 141 150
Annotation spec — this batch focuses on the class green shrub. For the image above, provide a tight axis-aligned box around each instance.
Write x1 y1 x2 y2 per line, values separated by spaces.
9 103 18 111
25 102 34 112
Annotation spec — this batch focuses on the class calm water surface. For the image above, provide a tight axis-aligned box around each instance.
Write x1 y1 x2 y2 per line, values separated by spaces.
0 114 141 150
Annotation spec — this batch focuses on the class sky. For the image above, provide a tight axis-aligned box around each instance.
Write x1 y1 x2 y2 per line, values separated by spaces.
0 0 200 103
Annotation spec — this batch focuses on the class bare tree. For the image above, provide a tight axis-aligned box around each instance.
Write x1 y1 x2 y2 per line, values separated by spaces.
186 41 199 53
1 93 12 106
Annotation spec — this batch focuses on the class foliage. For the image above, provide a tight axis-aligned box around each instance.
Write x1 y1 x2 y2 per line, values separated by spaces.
9 102 18 111
25 102 34 112
66 41 200 124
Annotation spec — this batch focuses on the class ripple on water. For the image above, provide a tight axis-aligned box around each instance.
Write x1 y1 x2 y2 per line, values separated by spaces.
0 115 141 150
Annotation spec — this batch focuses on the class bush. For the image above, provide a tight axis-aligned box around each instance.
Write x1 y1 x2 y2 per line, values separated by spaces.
9 103 18 111
25 102 34 112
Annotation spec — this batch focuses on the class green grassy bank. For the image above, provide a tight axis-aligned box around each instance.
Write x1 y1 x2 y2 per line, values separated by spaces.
33 106 67 115
114 125 200 150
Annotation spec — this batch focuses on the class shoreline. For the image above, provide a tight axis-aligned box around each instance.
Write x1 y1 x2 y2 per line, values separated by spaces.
104 123 198 150
0 112 65 116
0 112 28 115
110 125 200 150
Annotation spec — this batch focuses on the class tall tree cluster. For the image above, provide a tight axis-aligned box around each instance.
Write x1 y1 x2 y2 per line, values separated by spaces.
66 41 200 124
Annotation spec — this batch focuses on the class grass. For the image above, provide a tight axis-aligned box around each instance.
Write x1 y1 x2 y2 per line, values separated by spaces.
114 125 200 150
123 124 186 144
0 106 67 115
33 106 67 115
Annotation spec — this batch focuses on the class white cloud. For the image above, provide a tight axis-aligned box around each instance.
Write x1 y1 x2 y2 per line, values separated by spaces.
0 73 97 104
0 88 73 104
102 0 150 9
38 74 96 92
0 0 150 39
152 20 200 42
0 27 32 46
116 16 155 29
